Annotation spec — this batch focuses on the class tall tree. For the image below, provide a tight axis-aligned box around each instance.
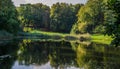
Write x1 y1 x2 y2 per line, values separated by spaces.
17 4 33 31
0 0 20 33
71 0 104 34
104 0 120 46
32 3 50 29
17 3 50 31
50 3 83 33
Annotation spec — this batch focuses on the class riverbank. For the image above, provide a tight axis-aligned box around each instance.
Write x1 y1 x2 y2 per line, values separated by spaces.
26 30 113 44
18 30 90 42
0 30 112 44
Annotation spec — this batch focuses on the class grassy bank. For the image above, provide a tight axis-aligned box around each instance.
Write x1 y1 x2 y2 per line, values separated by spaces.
18 30 90 42
91 34 113 44
18 30 113 45
29 30 113 44
0 30 113 45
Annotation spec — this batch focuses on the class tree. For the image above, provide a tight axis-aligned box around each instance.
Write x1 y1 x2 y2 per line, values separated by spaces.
104 0 120 46
71 0 105 34
17 4 33 31
0 0 20 33
50 3 83 33
17 3 50 31
31 3 50 29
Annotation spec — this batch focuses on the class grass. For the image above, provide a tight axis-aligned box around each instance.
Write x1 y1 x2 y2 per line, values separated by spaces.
91 34 113 45
20 30 113 45
29 30 67 37
18 30 90 42
0 29 112 45
30 30 112 45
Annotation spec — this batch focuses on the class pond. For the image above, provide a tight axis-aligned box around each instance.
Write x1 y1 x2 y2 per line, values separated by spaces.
0 39 120 69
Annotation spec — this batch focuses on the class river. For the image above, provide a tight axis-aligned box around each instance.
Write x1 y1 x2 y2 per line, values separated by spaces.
0 39 120 69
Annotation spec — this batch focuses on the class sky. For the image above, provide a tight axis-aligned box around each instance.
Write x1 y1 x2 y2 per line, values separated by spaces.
12 0 87 6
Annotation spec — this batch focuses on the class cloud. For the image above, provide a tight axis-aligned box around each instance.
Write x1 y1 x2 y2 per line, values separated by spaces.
12 0 26 6
12 0 87 6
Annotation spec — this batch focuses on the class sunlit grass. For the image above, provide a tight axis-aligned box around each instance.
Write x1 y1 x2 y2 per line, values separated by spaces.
0 29 113 45
29 30 90 38
29 30 67 37
91 34 113 44
20 30 90 42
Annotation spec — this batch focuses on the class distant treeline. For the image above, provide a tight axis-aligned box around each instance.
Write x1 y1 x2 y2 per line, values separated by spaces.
17 3 83 33
0 0 83 33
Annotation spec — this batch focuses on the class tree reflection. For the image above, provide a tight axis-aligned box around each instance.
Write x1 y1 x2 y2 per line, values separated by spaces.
18 39 49 65
18 39 77 68
71 42 120 69
0 40 19 69
1 39 120 69
48 41 77 69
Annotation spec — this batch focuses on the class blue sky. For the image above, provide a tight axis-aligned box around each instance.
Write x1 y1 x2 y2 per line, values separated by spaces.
12 0 87 6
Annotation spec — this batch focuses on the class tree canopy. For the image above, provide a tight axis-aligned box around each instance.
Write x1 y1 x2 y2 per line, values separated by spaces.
71 0 120 46
17 3 83 33
71 0 105 34
50 3 83 33
0 0 20 33
104 0 120 46
17 3 50 31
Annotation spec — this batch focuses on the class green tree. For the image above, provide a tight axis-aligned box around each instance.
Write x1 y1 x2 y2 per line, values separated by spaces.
17 4 33 31
104 0 120 46
71 0 105 34
17 3 50 31
50 3 83 33
31 3 50 29
0 0 20 33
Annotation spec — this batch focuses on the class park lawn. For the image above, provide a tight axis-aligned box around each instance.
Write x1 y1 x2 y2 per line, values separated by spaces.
91 34 113 45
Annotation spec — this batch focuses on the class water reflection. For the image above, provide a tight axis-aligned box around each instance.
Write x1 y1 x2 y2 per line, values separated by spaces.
71 42 120 69
0 39 120 69
0 40 19 69
18 39 77 69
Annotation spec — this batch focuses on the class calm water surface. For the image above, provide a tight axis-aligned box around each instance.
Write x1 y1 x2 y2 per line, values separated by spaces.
0 39 120 69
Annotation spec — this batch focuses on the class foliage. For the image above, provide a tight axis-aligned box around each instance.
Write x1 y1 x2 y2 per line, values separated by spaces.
93 25 105 34
71 0 120 46
104 0 120 46
71 0 105 34
17 3 50 31
0 0 20 33
17 3 83 33
50 3 83 33
71 22 88 34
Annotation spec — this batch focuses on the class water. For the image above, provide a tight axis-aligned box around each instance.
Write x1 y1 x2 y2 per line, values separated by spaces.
0 39 120 69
